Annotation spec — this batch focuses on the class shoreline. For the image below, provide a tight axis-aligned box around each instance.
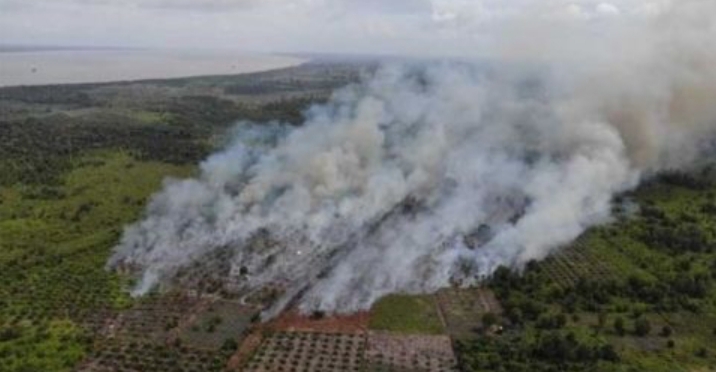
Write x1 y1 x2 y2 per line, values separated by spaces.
0 50 307 88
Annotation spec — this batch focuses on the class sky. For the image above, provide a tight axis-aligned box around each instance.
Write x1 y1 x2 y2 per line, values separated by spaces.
0 0 672 56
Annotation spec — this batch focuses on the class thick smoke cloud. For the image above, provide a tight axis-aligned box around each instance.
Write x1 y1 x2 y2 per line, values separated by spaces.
109 1 716 315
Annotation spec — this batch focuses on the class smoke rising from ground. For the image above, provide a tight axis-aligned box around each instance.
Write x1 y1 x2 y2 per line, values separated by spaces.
108 1 716 315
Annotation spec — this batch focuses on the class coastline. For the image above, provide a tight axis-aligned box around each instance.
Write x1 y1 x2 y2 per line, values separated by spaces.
0 50 307 87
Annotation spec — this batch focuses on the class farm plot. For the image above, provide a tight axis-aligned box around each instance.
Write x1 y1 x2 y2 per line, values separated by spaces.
369 294 444 335
75 340 231 372
179 299 257 349
243 331 365 372
76 296 249 372
539 238 619 289
107 293 204 343
78 307 118 337
365 332 457 372
436 287 501 339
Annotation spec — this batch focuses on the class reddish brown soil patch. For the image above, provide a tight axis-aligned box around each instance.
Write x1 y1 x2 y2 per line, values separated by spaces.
266 310 370 334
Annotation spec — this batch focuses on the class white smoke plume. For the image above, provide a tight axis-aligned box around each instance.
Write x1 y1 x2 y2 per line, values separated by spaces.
108 1 716 315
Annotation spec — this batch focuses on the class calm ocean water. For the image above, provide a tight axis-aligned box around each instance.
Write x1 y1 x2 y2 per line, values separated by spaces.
0 50 305 87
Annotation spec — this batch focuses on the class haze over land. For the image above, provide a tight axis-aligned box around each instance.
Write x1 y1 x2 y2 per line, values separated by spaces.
107 1 716 315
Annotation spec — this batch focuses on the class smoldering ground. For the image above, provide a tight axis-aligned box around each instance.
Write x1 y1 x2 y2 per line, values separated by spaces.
108 1 716 316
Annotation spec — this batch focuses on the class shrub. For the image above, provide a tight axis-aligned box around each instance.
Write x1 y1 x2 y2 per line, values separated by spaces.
660 325 672 337
482 312 498 327
614 317 626 336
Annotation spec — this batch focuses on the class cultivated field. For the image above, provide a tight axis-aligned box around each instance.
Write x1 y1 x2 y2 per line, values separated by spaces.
436 287 502 339
365 332 457 372
243 332 365 372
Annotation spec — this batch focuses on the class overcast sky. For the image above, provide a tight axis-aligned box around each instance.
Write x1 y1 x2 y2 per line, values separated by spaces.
0 0 671 56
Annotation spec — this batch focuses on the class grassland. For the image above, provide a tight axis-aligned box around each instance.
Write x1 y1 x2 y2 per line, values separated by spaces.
369 294 445 335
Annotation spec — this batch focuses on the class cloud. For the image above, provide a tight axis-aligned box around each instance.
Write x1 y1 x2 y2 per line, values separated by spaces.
2 0 262 11
0 0 429 13
0 0 674 53
596 2 621 16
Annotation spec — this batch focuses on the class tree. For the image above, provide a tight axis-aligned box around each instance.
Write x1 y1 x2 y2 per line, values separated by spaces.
221 338 238 352
576 344 594 360
614 317 626 336
0 326 21 342
482 312 498 328
507 308 523 325
660 325 672 337
556 313 568 328
634 318 651 337
597 312 607 333
599 344 620 362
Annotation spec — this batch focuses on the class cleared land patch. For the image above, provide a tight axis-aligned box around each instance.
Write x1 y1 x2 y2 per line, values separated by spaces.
179 299 256 349
365 332 457 372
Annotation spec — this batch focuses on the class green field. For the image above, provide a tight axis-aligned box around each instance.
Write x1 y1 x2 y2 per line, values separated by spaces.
369 294 445 335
